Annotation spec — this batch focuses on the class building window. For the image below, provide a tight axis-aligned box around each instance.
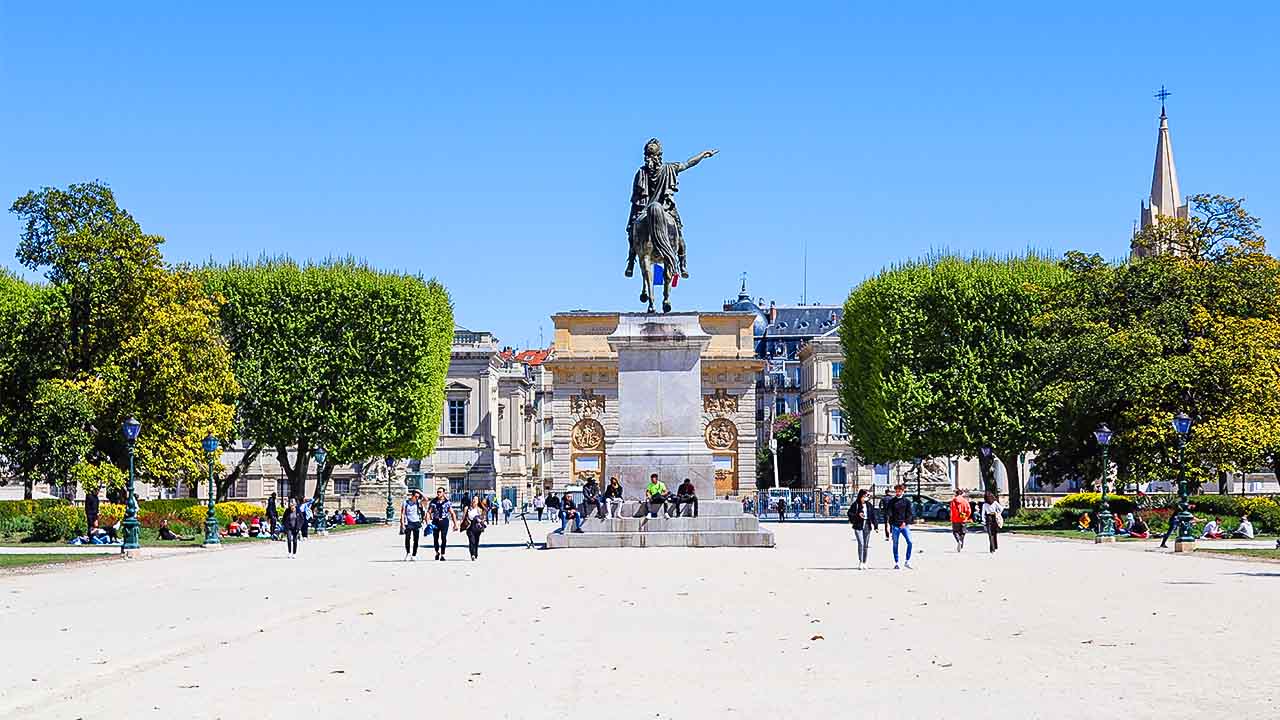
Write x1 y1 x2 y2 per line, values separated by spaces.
232 477 249 498
829 409 845 436
775 396 787 417
831 458 848 485
334 478 352 496
448 399 467 435
831 362 843 380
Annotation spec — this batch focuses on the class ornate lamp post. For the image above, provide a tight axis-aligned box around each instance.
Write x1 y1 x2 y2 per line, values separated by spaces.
1171 412 1195 551
313 446 329 535
201 434 221 546
979 446 993 494
121 417 142 551
1094 424 1114 543
912 457 923 517
385 456 396 522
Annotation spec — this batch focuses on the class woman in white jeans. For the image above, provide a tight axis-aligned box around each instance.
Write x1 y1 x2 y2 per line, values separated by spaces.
603 477 625 518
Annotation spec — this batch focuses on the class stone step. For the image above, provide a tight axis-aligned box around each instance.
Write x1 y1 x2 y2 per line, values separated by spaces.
545 530 775 549
576 516 763 533
607 499 746 518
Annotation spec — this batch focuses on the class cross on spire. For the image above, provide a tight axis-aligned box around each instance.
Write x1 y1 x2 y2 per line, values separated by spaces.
1154 85 1171 116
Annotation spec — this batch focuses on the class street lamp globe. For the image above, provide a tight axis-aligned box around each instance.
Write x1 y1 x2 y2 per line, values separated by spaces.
1172 412 1193 437
314 446 327 467
385 456 395 469
123 417 142 442
1093 424 1113 446
202 434 219 454
979 446 992 459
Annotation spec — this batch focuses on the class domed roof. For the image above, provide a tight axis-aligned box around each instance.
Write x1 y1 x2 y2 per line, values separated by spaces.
723 275 767 334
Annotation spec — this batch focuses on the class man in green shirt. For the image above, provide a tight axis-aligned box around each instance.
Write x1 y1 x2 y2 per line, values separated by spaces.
646 473 670 518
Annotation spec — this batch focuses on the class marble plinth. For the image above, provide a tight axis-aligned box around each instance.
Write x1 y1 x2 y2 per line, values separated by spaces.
545 500 774 549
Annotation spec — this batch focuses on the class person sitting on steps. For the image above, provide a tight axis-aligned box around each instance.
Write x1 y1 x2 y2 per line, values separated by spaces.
645 474 671 518
673 478 699 518
558 493 584 534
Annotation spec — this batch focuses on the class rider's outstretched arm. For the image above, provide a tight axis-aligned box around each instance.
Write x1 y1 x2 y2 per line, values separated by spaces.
678 148 719 172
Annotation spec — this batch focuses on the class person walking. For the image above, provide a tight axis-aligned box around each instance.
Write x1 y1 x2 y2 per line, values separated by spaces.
427 487 458 561
84 488 101 537
401 489 426 561
299 497 314 539
885 484 915 569
848 488 878 570
879 490 895 541
533 492 546 522
982 490 1004 553
776 497 786 523
462 495 487 560
949 489 972 552
282 498 302 557
501 496 513 524
265 492 279 538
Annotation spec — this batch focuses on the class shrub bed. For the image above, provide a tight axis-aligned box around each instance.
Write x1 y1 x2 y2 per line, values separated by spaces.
1057 492 1137 515
180 501 266 528
31 506 86 541
0 499 69 521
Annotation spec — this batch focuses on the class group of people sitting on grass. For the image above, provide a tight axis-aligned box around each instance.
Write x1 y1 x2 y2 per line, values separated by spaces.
1077 509 1257 541
1201 515 1254 540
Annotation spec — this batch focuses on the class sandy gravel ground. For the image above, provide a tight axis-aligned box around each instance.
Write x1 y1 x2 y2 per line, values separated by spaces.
3 520 1276 719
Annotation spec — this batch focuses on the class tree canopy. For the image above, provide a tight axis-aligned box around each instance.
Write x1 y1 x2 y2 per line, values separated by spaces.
203 259 454 501
840 254 1068 511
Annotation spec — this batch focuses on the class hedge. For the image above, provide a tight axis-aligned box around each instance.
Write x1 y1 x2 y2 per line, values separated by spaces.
180 501 266 529
1056 492 1137 515
0 499 68 521
31 506 86 542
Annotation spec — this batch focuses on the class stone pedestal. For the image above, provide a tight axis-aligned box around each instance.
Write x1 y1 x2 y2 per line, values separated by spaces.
607 314 715 499
1095 535 1116 544
546 500 774 549
1174 540 1197 553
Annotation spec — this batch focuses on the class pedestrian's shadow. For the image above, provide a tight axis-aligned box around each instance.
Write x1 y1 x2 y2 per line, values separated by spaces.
802 567 858 571
1229 572 1280 578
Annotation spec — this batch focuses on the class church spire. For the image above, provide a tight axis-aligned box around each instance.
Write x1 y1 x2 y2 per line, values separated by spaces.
1133 86 1190 257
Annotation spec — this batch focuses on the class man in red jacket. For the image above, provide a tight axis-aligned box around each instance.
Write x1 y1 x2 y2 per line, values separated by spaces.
949 489 972 552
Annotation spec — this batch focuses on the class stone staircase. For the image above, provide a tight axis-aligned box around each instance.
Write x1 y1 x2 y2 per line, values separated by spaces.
545 500 775 549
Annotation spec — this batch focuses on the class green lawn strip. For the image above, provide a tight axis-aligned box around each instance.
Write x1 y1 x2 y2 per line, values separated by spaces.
1196 548 1280 561
0 553 111 569
0 518 386 549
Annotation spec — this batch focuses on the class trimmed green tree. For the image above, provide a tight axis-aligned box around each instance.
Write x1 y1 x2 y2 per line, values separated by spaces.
840 255 1066 512
203 260 454 502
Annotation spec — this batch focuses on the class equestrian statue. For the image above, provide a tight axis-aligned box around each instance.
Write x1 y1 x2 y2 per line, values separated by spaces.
624 138 718 313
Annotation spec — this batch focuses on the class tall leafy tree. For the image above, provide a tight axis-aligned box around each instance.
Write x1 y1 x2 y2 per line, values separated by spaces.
204 260 454 502
840 255 1066 511
8 183 237 489
1036 195 1280 491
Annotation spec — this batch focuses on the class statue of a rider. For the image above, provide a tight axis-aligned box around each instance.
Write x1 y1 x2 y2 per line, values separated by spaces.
625 138 718 280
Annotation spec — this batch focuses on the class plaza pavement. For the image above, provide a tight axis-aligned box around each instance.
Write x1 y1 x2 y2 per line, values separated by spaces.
2 520 1277 719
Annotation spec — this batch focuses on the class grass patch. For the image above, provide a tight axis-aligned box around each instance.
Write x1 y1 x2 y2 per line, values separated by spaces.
1006 528 1148 542
0 553 108 569
1197 548 1280 561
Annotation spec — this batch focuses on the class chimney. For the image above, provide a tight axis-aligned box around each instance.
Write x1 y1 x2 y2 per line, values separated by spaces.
768 300 777 325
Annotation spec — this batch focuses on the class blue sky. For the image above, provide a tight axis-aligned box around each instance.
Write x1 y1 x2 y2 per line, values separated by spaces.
3 2 1277 348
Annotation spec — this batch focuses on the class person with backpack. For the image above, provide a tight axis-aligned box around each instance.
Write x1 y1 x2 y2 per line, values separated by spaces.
401 489 426 561
427 487 458 561
982 490 1005 553
949 488 972 552
847 488 878 570
462 495 487 560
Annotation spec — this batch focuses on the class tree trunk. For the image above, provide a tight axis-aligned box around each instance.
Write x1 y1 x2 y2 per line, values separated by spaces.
1000 453 1022 514
1218 469 1230 495
312 462 334 501
977 453 997 494
23 478 33 500
277 441 310 504
217 442 264 500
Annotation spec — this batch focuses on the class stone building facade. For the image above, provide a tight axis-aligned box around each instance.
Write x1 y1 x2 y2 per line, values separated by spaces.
547 311 761 497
